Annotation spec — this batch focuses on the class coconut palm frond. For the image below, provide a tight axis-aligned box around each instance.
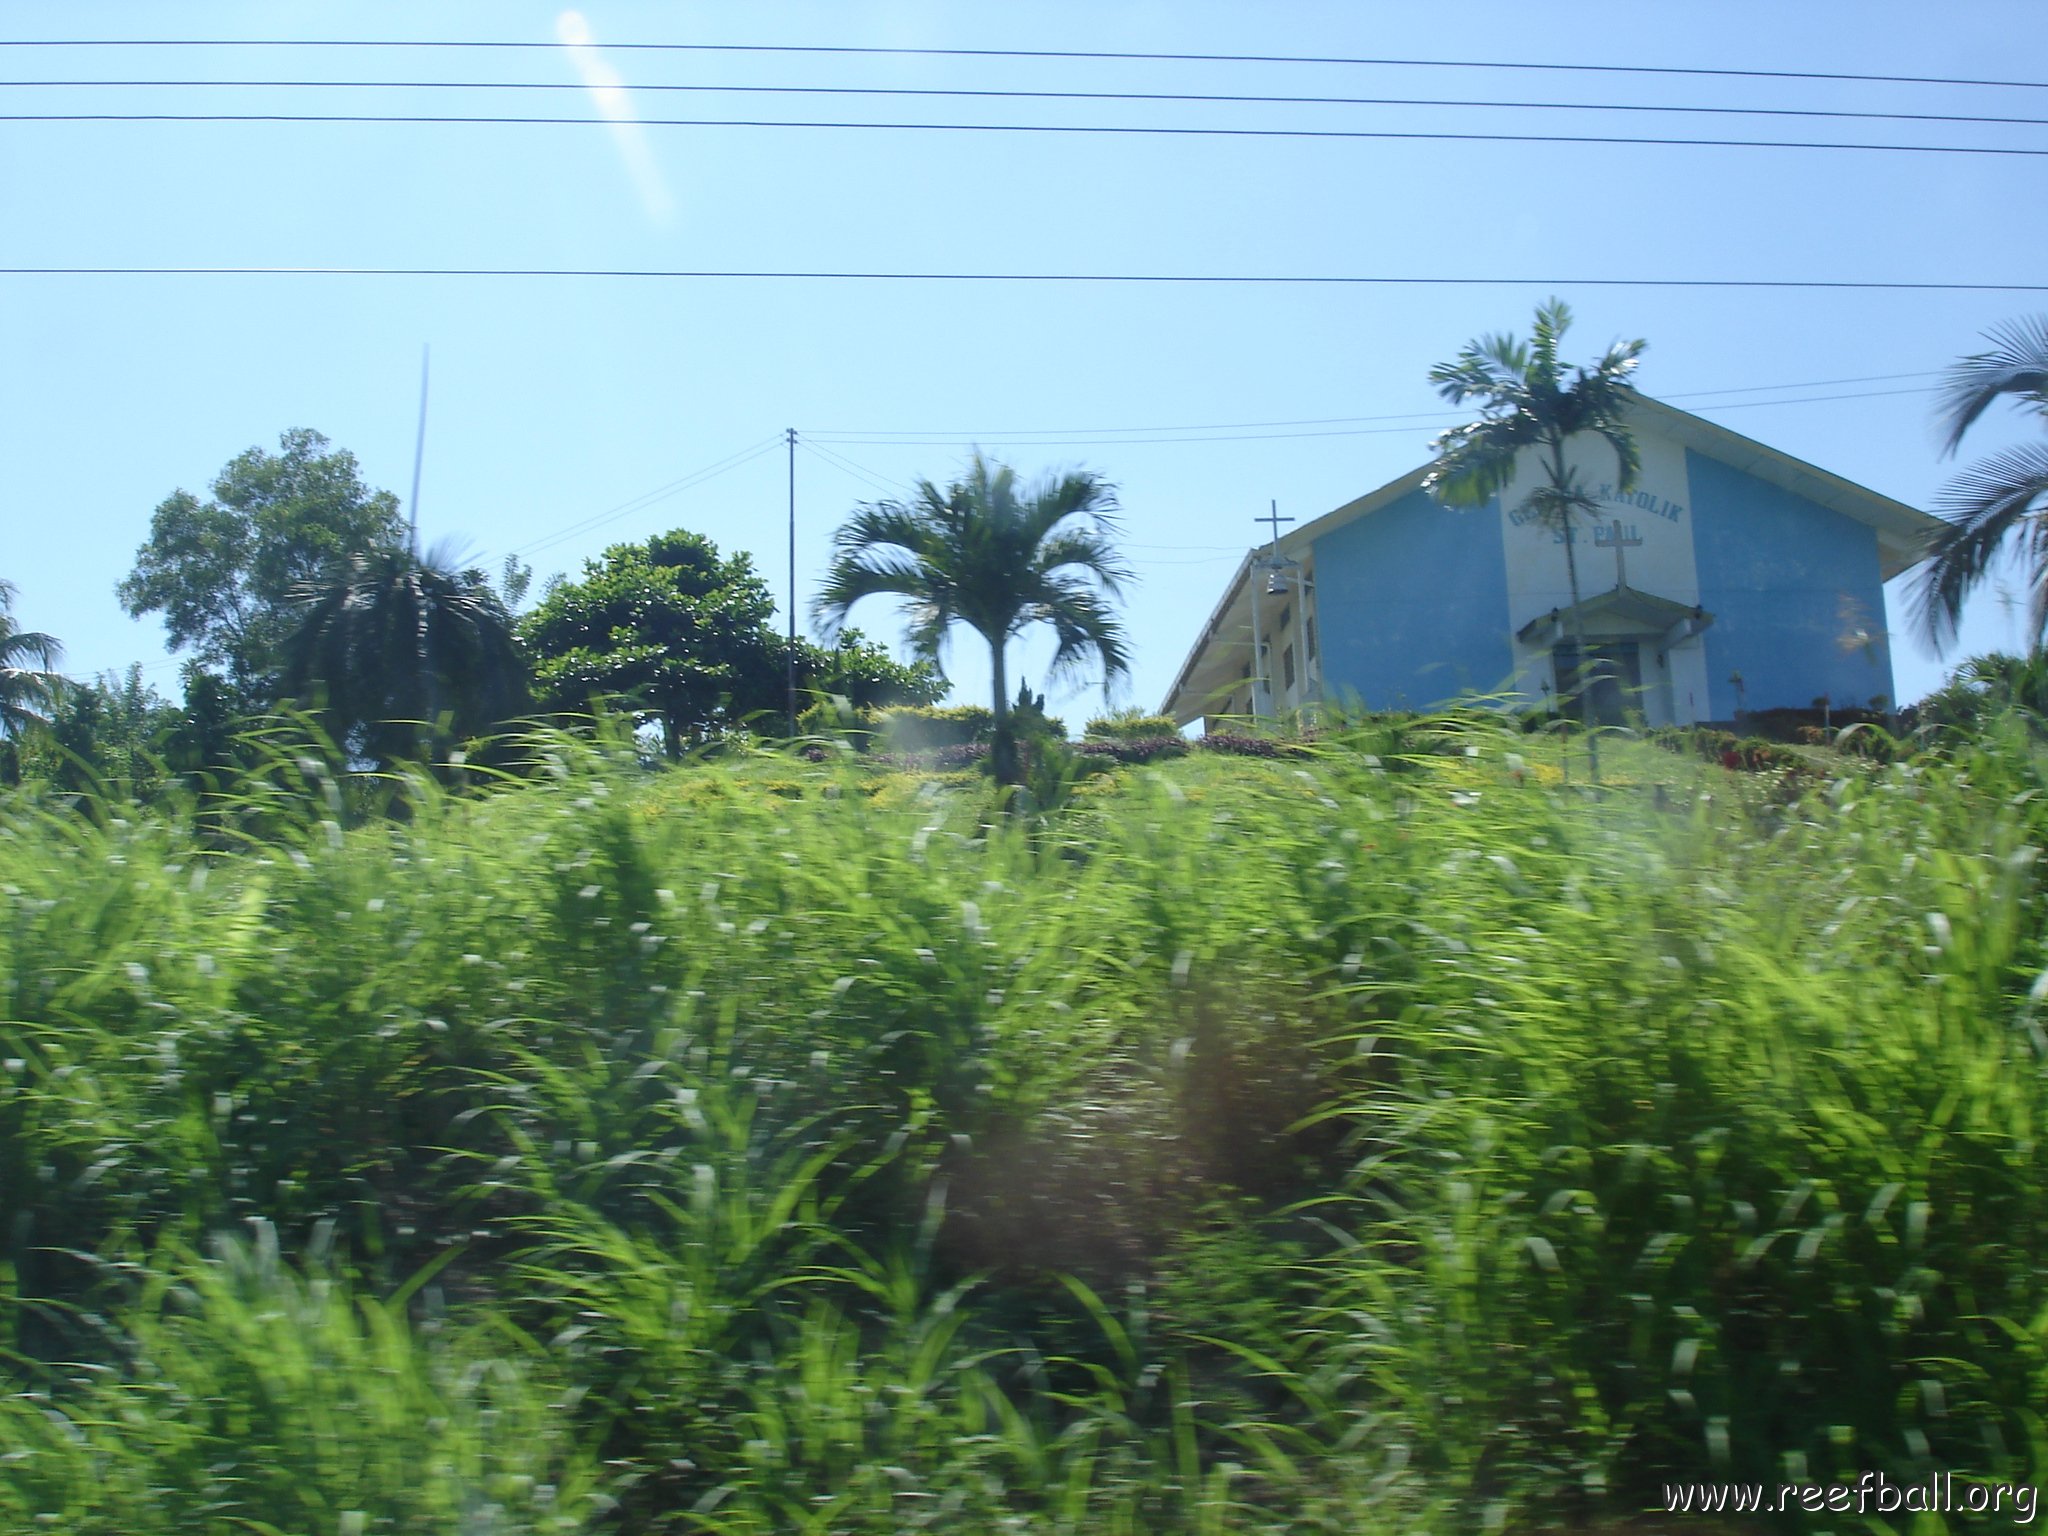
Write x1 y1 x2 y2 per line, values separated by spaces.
1030 528 1133 595
1424 419 1533 509
0 581 65 738
1939 314 2048 456
1035 579 1131 691
1914 441 2048 649
813 452 1130 778
281 546 527 765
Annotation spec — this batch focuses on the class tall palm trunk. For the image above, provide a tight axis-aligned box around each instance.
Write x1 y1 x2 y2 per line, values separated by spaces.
1550 439 1601 785
987 629 1019 786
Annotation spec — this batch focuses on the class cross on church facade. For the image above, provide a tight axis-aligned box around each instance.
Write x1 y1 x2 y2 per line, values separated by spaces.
1256 500 1295 547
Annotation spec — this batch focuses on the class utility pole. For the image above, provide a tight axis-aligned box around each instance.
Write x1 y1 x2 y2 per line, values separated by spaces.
407 345 430 555
786 427 798 738
1249 501 1294 716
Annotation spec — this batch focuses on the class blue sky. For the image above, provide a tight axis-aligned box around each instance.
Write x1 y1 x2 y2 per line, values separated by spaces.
6 0 2047 719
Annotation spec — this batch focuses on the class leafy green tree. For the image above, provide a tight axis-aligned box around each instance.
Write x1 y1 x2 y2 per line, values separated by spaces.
0 579 63 743
118 429 407 701
770 631 946 716
14 665 179 800
1424 298 1646 779
281 544 529 767
1913 316 2048 651
160 667 247 796
521 531 778 757
1915 650 2048 733
520 530 936 756
811 453 1131 782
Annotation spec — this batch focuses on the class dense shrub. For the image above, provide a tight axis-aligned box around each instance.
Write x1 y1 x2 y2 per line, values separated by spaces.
795 695 876 746
1083 708 1183 741
1197 730 1306 757
1078 734 1190 764
875 703 995 751
10 725 2048 1530
1647 723 1823 775
1736 703 1888 741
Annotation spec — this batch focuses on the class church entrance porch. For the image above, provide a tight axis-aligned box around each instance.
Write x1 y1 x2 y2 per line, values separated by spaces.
1518 584 1714 730
1553 641 1645 727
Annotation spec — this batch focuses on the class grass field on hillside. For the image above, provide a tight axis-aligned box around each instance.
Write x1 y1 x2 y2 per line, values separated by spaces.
4 719 2046 1533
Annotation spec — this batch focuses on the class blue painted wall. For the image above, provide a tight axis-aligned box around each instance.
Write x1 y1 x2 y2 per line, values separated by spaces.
1312 488 1515 710
1686 451 1895 719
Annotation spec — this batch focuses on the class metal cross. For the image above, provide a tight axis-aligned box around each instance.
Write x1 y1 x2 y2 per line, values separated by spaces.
1256 500 1295 547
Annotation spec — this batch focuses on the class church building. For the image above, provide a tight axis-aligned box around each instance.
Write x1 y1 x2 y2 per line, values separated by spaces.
1160 396 1941 729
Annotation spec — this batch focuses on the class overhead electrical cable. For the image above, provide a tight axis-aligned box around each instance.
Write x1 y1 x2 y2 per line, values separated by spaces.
797 438 907 497
6 267 2041 292
804 371 1945 441
810 386 1941 450
1684 384 1938 412
497 434 783 563
4 39 2044 93
8 111 2041 158
1666 368 1941 398
10 79 2047 132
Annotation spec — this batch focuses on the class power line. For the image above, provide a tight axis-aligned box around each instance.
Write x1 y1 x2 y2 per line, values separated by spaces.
807 410 1445 439
811 386 1941 451
6 267 2043 292
1685 384 1936 412
497 434 783 564
11 111 2044 158
797 438 906 497
5 39 2044 93
13 78 2048 132
805 371 1946 441
1669 369 1942 399
817 423 1447 449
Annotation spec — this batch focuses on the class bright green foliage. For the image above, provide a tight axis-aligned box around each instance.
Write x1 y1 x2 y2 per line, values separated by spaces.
522 530 938 755
10 721 2048 1529
1084 708 1181 741
9 664 178 798
812 452 1130 780
0 1229 601 1534
807 628 946 713
281 542 529 767
877 702 997 750
0 580 62 775
117 429 407 702
1915 316 2048 649
1919 650 2048 732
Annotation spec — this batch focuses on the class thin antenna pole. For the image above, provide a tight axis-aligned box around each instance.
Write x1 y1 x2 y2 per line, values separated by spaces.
408 344 430 553
786 427 798 737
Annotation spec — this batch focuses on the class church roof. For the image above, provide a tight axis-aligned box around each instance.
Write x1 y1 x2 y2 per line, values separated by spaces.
1266 395 1937 579
1159 394 1942 720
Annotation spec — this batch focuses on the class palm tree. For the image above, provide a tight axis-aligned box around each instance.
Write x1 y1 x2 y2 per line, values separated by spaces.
0 579 64 740
1424 298 1646 780
1913 316 2048 652
812 453 1131 783
281 543 528 766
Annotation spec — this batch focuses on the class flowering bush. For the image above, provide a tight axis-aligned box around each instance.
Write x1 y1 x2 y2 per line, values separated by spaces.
1077 735 1190 765
1197 731 1308 758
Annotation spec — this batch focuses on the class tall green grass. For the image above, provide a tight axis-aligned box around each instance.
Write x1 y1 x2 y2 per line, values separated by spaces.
3 716 2046 1530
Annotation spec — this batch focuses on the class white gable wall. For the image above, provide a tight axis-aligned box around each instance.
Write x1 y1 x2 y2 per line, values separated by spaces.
1494 423 1710 725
